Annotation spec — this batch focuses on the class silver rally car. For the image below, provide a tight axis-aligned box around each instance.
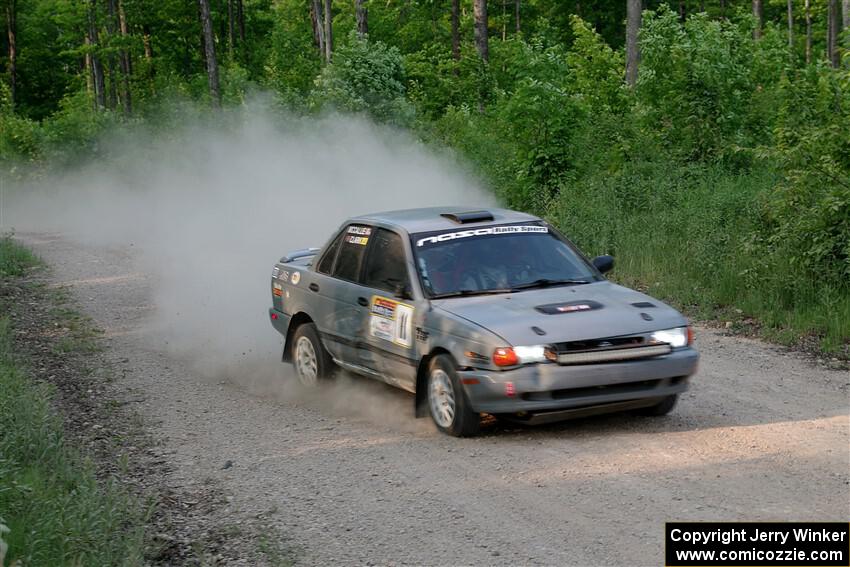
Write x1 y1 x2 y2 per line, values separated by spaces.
269 207 699 436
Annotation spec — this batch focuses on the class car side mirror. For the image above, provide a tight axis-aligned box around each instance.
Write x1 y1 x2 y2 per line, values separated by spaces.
592 255 614 274
394 283 413 301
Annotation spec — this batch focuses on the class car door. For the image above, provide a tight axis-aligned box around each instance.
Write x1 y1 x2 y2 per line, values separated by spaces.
309 224 376 369
358 227 418 392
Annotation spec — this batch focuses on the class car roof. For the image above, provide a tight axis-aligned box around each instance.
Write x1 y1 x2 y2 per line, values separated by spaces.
348 206 541 234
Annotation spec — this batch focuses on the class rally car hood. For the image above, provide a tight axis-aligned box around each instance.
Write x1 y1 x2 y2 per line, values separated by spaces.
432 281 687 346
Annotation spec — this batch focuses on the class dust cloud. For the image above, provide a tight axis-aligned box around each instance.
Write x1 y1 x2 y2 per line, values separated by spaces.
2 107 494 428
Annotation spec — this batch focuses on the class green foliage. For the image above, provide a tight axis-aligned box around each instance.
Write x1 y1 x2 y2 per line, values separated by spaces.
565 16 628 113
0 235 41 277
310 31 414 125
637 6 787 159
0 311 146 565
750 66 850 290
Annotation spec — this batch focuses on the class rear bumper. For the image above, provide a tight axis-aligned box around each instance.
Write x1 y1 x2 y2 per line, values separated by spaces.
269 308 290 336
458 347 698 414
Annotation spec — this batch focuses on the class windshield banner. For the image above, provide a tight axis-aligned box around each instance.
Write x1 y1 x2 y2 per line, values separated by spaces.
415 225 548 248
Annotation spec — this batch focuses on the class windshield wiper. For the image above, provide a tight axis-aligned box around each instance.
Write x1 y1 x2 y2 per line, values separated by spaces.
430 288 515 299
510 278 590 291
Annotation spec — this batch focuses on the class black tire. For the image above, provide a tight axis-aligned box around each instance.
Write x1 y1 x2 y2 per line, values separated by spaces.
636 394 678 416
426 355 480 437
291 323 333 386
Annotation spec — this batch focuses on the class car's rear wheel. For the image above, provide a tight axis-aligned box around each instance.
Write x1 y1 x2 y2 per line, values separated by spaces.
291 323 333 386
427 355 480 437
636 394 678 416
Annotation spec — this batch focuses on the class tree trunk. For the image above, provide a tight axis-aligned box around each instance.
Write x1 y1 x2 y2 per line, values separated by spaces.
355 0 368 36
787 0 793 48
625 0 641 87
679 0 686 21
720 0 726 18
515 0 520 33
143 24 153 59
105 0 119 110
843 0 850 45
310 0 325 53
451 0 460 60
198 0 220 107
236 0 245 42
228 0 235 55
473 0 488 63
88 0 106 110
805 0 811 62
5 0 15 108
118 0 132 115
827 0 840 66
323 0 333 62
501 0 506 40
753 0 763 38
84 34 93 100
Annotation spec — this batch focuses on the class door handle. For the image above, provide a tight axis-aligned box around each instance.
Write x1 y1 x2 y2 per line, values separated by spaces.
309 283 319 292
357 296 369 307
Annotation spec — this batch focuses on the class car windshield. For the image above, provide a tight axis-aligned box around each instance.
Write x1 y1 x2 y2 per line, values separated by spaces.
411 223 600 298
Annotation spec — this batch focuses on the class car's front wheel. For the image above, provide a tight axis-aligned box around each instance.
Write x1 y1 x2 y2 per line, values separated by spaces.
291 323 333 386
427 355 480 437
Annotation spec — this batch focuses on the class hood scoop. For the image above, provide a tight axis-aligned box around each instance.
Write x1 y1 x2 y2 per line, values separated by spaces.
535 300 603 315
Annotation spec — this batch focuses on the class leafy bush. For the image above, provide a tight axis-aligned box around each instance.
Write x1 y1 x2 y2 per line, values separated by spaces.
750 65 850 288
310 31 414 125
638 6 786 159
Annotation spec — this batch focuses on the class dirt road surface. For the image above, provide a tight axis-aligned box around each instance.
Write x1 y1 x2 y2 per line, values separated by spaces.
21 233 850 566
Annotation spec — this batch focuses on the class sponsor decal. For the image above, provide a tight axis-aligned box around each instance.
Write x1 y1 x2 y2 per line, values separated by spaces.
272 282 283 297
272 266 280 278
416 225 548 247
369 295 414 348
345 235 369 246
280 270 290 282
415 327 429 342
291 272 301 285
347 226 372 236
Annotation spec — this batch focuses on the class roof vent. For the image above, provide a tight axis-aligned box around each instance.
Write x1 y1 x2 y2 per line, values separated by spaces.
440 210 495 224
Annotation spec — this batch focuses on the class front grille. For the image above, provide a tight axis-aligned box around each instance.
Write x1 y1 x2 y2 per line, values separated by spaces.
552 335 645 352
555 344 672 365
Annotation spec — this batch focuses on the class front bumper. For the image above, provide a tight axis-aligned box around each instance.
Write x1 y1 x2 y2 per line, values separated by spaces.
458 347 698 414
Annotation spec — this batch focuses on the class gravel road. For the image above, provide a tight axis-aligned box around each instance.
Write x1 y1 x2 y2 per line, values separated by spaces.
21 232 850 566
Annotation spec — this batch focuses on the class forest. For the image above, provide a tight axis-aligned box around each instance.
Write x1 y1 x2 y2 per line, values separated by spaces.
0 0 848 354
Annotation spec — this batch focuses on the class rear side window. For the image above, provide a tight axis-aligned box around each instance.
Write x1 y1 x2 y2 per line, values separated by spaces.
362 228 410 293
333 225 372 282
316 232 343 274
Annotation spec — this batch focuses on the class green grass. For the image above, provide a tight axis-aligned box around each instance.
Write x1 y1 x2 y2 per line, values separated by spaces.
548 161 850 356
0 252 147 565
0 234 41 277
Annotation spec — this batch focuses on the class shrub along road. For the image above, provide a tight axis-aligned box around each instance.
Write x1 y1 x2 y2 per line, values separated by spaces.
21 233 850 566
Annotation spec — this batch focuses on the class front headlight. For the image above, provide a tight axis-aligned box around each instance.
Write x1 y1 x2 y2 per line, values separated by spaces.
513 345 549 364
492 345 550 366
650 326 691 348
